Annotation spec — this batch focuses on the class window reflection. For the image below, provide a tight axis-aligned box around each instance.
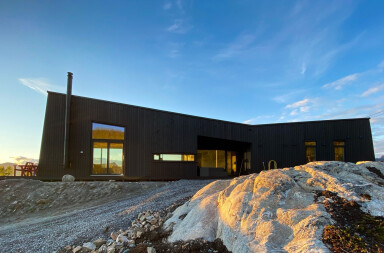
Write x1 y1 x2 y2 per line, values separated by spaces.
92 123 124 175
93 142 108 174
334 141 345 161
109 143 123 175
153 154 195 161
197 150 237 176
305 141 316 162
92 123 124 140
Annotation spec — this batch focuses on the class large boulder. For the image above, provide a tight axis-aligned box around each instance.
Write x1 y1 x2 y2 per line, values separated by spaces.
164 161 384 253
62 174 75 182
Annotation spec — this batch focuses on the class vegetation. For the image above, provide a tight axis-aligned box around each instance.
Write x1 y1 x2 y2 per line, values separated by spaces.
318 190 384 252
0 166 13 176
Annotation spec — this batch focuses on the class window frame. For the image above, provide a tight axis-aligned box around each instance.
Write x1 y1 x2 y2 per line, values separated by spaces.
91 122 126 176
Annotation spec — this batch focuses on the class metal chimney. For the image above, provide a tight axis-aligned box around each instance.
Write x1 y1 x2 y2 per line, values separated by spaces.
63 72 73 169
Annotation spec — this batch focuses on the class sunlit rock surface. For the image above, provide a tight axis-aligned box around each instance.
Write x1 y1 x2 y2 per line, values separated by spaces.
164 161 384 253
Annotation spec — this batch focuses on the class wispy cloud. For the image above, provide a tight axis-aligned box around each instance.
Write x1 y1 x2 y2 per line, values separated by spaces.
169 49 180 58
285 98 310 109
284 98 317 117
322 73 359 90
314 32 364 76
163 1 172 10
242 115 275 125
214 34 256 60
378 60 384 71
301 62 307 75
361 83 384 97
243 119 254 124
273 89 306 104
19 78 62 95
167 42 184 58
166 19 192 34
175 0 183 11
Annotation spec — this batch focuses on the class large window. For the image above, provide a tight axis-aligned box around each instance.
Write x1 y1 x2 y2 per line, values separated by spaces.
305 141 316 162
334 141 345 161
153 154 195 161
197 150 237 176
92 123 124 175
197 150 225 168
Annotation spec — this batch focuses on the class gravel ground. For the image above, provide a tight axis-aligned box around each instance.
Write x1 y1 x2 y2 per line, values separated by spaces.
0 180 212 253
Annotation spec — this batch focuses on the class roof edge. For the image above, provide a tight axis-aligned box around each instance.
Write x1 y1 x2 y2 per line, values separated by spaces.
47 91 371 127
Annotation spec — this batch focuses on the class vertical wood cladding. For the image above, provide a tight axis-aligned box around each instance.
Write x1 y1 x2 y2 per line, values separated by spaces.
39 92 375 180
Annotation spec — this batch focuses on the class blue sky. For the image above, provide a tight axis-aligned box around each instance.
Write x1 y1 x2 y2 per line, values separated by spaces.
0 0 384 163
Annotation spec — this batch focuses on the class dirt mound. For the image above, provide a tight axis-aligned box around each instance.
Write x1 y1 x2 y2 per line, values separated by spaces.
0 179 167 223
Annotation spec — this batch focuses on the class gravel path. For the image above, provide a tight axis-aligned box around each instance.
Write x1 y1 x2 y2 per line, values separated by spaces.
0 180 212 253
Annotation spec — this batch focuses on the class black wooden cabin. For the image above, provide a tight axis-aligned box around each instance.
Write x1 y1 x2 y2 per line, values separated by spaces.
38 91 375 180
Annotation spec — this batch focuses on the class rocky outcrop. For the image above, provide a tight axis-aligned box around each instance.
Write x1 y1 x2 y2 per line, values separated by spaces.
164 161 384 253
64 210 166 253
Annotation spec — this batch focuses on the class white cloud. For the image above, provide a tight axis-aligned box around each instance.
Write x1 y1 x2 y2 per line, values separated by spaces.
19 78 62 95
284 98 316 117
362 83 384 97
166 19 192 34
243 119 254 124
322 73 358 90
163 1 172 10
290 109 298 116
285 98 310 109
242 115 275 125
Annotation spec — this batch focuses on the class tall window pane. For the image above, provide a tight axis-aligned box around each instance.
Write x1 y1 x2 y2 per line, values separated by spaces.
109 143 123 175
197 150 216 167
93 142 108 174
305 141 316 162
334 141 345 161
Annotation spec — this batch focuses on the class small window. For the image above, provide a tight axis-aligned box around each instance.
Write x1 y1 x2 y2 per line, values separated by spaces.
334 141 345 161
305 141 316 162
153 154 195 162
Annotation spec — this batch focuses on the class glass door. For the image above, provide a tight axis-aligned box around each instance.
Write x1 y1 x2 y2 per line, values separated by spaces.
92 142 124 175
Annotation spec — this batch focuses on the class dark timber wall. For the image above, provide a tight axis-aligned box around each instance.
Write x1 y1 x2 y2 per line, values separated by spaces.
38 92 375 180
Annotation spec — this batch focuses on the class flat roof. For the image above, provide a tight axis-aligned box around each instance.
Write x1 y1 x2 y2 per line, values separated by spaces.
48 91 370 127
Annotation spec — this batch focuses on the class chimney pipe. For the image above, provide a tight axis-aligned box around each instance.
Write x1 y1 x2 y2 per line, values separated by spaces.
63 72 73 169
